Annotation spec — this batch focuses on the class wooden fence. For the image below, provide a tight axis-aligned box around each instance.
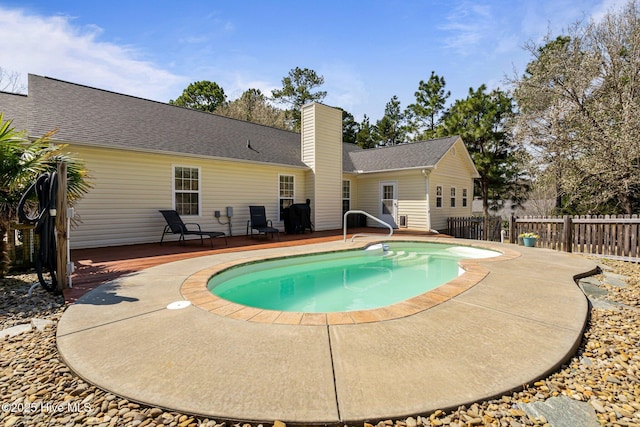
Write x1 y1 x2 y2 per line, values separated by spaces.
510 215 640 262
447 216 503 241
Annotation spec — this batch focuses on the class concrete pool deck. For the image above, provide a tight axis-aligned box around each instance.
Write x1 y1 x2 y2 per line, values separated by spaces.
57 236 598 424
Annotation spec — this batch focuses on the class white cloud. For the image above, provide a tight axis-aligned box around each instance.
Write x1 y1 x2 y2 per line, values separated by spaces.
0 6 185 102
439 2 495 56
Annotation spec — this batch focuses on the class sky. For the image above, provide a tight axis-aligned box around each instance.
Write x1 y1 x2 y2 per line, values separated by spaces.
0 0 627 122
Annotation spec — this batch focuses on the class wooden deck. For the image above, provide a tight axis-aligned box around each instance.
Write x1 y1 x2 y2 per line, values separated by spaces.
67 228 438 302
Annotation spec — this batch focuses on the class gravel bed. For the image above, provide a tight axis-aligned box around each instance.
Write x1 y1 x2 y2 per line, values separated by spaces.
1 259 639 427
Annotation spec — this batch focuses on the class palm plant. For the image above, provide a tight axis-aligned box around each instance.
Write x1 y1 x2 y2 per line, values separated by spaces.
0 113 91 277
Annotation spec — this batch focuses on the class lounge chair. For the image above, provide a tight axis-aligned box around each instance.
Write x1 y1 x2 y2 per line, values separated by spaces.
159 210 227 247
246 205 280 240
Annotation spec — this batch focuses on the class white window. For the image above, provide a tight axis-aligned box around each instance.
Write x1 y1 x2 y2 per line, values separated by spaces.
436 186 442 208
342 180 351 214
173 166 200 216
450 187 456 208
279 174 294 220
462 188 468 207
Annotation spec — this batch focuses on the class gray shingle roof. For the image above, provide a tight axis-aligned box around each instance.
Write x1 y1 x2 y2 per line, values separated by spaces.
1 75 463 174
342 143 360 172
343 136 460 173
25 75 305 167
0 91 29 131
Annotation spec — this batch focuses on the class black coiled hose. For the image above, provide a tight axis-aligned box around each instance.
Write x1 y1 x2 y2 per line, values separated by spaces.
17 172 59 293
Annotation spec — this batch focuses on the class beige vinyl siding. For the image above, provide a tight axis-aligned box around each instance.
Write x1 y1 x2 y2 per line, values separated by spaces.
355 171 428 230
428 140 475 231
313 106 342 230
354 175 379 223
303 170 315 211
300 104 343 231
347 175 358 209
68 145 307 249
396 173 428 230
300 106 315 168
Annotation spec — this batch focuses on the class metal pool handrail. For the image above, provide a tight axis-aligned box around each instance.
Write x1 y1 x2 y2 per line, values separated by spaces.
343 210 393 242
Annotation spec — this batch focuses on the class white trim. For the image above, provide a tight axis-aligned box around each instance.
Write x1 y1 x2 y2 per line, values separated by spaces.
342 179 351 212
435 185 443 209
379 181 398 228
450 186 457 208
350 165 435 175
172 164 201 217
424 174 432 230
278 173 295 222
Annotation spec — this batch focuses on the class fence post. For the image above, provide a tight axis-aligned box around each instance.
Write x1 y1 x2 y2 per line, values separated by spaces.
509 215 517 244
55 162 69 291
563 215 572 253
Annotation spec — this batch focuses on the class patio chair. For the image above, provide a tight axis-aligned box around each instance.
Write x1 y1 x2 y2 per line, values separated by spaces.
159 210 227 247
246 205 280 240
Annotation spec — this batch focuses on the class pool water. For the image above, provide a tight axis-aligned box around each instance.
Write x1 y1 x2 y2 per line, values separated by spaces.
208 242 498 313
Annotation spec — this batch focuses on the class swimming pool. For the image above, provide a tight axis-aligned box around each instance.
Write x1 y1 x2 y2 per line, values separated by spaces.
208 242 498 313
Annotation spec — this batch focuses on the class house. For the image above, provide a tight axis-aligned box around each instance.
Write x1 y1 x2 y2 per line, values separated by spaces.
1 74 480 249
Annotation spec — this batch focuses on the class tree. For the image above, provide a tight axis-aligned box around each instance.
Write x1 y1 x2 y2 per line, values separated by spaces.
169 81 227 113
0 114 90 277
375 96 407 146
527 171 563 216
216 89 288 129
356 115 377 149
271 67 327 131
0 67 25 93
510 0 640 215
341 110 359 144
406 71 451 140
438 85 530 219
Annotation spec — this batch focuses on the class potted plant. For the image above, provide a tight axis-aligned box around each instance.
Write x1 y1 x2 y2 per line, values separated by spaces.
519 232 539 247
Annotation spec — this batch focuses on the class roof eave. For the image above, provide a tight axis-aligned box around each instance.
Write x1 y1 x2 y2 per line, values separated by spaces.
350 165 436 175
47 139 310 170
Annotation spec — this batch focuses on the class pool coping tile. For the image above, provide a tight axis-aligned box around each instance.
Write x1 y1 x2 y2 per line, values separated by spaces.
274 311 304 325
180 238 516 325
58 236 597 424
